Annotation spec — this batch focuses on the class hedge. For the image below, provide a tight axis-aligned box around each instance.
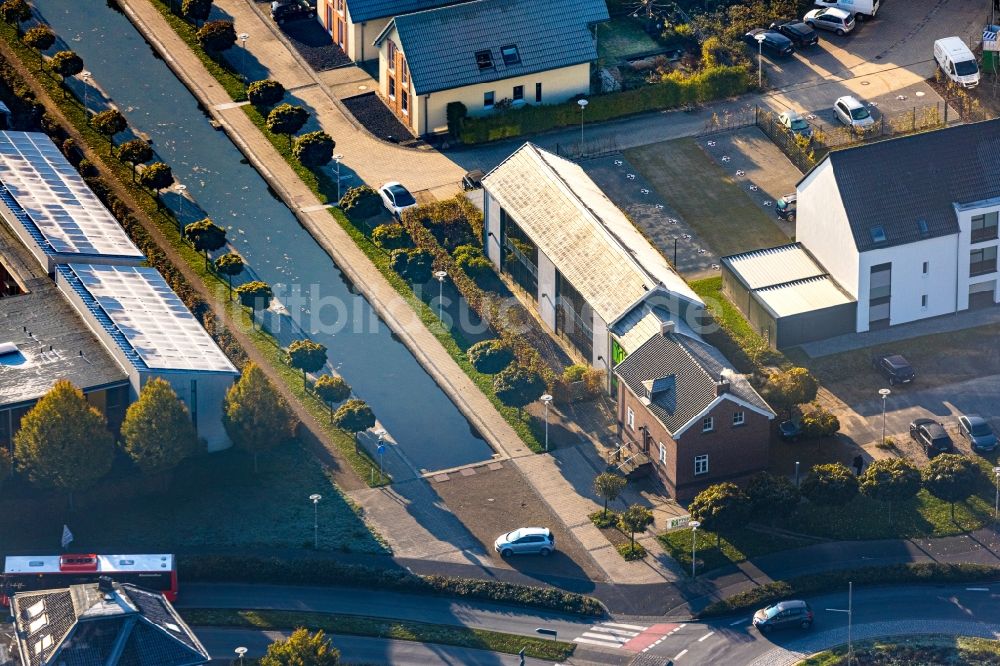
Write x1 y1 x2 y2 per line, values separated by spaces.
179 555 606 616
699 563 1000 618
459 65 751 144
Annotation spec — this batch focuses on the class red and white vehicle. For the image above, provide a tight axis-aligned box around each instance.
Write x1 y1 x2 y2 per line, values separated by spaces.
1 553 177 604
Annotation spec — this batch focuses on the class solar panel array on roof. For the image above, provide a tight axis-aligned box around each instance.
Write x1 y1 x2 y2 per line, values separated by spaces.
0 132 143 262
60 264 237 374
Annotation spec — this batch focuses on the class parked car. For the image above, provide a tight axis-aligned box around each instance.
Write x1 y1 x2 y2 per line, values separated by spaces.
834 95 875 132
910 418 954 457
753 600 814 633
804 8 855 35
775 193 796 222
778 110 813 139
779 420 802 441
270 0 316 24
871 353 914 385
378 181 418 218
462 169 485 191
744 29 795 57
769 21 819 48
494 527 555 557
958 414 998 453
813 0 879 21
934 37 980 88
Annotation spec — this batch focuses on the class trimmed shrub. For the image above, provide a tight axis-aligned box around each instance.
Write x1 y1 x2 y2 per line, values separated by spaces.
293 131 335 168
247 79 285 108
371 223 412 250
340 185 382 220
389 248 433 283
453 245 497 289
589 509 619 529
801 463 858 507
617 543 647 561
332 398 376 433
801 404 840 439
446 101 467 137
403 199 478 252
197 20 236 52
493 365 545 410
467 339 514 374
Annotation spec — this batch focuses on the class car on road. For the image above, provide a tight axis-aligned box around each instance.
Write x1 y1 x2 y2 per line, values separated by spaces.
778 110 813 139
753 600 813 632
779 420 802 441
958 415 998 453
804 8 855 35
495 527 555 558
743 29 795 57
769 21 819 48
834 95 875 132
775 193 796 222
910 418 954 457
814 0 879 22
871 353 914 386
378 182 418 218
270 0 316 24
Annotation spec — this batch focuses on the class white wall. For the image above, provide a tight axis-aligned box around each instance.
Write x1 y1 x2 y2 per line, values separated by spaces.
796 161 860 297
956 200 1000 308
592 311 609 369
537 251 557 330
484 191 502 266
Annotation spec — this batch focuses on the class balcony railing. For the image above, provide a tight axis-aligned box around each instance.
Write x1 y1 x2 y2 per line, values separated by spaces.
970 259 997 276
971 226 999 243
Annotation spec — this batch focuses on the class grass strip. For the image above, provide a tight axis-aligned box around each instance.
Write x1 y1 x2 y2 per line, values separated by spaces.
180 608 576 661
690 276 784 372
801 634 1000 666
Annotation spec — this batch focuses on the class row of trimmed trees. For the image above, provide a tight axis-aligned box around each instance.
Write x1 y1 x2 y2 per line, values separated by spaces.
247 79 339 169
591 472 654 560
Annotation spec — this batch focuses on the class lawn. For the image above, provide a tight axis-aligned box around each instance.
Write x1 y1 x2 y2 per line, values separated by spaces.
801 635 1000 666
659 527 810 573
597 17 663 63
0 442 387 554
624 138 789 258
690 276 783 372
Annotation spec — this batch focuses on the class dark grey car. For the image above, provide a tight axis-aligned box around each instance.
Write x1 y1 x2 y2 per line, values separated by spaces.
910 418 953 457
959 415 998 453
753 600 814 632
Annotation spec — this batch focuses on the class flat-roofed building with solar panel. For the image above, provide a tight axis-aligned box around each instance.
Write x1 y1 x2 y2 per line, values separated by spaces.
55 263 239 451
0 132 144 273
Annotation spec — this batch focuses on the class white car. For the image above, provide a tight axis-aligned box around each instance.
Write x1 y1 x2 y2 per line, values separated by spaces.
833 95 875 131
778 110 812 139
378 181 417 218
494 527 555 557
804 7 855 35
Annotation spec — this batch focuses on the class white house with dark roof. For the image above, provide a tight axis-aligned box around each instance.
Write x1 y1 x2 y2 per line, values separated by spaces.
372 0 608 135
482 142 705 376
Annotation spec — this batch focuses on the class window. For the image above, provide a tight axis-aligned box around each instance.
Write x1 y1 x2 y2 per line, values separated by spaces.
869 226 887 244
694 455 709 475
513 85 524 101
535 82 542 103
401 91 409 114
401 61 408 86
475 49 494 71
484 91 495 108
921 294 928 308
733 411 745 426
190 380 198 431
387 41 396 71
922 261 929 275
388 77 396 99
702 416 714 433
917 219 929 237
627 407 635 430
971 211 999 243
659 442 667 464
971 246 998 276
500 45 521 66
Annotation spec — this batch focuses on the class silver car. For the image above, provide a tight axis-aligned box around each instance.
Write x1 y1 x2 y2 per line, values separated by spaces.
494 527 555 557
804 7 855 35
959 415 998 453
833 95 875 132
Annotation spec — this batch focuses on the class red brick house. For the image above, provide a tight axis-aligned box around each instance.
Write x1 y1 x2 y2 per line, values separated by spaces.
614 328 774 500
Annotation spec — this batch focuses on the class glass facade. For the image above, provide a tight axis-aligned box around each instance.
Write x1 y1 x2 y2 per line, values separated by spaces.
501 210 539 297
555 272 593 361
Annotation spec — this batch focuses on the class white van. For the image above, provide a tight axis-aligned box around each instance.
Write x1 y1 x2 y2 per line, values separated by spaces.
934 37 980 88
813 0 879 21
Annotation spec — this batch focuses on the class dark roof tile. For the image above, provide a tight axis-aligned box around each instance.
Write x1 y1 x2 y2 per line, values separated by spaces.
346 0 465 23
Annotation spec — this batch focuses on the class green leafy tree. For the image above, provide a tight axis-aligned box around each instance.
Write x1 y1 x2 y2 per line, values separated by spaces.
0 449 10 485
859 458 921 525
333 398 376 433
49 50 83 97
389 248 433 283
689 482 750 546
371 223 412 250
293 131 335 168
235 280 273 329
287 339 328 389
23 25 55 63
762 367 818 418
13 379 114 509
801 463 859 507
618 504 654 549
259 629 340 666
120 378 197 475
493 365 545 412
137 162 174 206
467 339 514 374
196 19 236 52
455 247 497 290
0 0 30 35
339 185 381 218
594 471 627 517
746 471 800 523
118 138 153 181
214 251 244 298
314 374 350 422
92 109 128 152
801 403 840 439
922 453 982 521
266 103 309 146
223 362 297 472
247 79 285 108
182 0 212 25
184 218 227 268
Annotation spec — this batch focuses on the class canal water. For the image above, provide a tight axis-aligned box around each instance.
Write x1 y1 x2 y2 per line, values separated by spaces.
33 0 493 474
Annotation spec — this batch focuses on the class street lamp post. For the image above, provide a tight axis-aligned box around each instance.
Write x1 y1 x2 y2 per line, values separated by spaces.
577 99 588 155
754 33 766 88
81 71 92 123
434 270 447 322
309 493 321 549
690 520 701 578
239 33 250 80
375 429 386 480
993 466 1000 521
234 647 248 666
826 582 854 665
878 388 891 447
332 153 344 203
175 184 187 232
540 394 553 452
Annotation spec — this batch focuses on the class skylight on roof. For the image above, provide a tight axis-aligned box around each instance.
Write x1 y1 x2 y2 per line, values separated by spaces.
474 49 494 71
917 219 929 237
870 226 887 244
500 45 520 66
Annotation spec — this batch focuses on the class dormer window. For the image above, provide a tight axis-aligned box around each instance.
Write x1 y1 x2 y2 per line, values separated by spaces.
917 219 929 238
500 45 521 66
870 226 887 244
475 49 494 71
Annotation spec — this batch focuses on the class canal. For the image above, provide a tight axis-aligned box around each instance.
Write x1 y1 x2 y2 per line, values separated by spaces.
33 0 494 474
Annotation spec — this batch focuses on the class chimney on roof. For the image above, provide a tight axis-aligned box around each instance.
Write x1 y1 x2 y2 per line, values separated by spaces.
716 380 731 396
97 576 114 600
659 320 675 337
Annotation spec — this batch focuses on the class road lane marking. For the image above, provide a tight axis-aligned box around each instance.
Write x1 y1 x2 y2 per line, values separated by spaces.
603 622 648 631
729 618 749 626
674 649 689 660
967 587 990 591
588 627 641 637
698 631 715 641
574 636 627 648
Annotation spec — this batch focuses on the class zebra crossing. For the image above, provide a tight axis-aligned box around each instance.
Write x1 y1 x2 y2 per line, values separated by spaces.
573 621 648 649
